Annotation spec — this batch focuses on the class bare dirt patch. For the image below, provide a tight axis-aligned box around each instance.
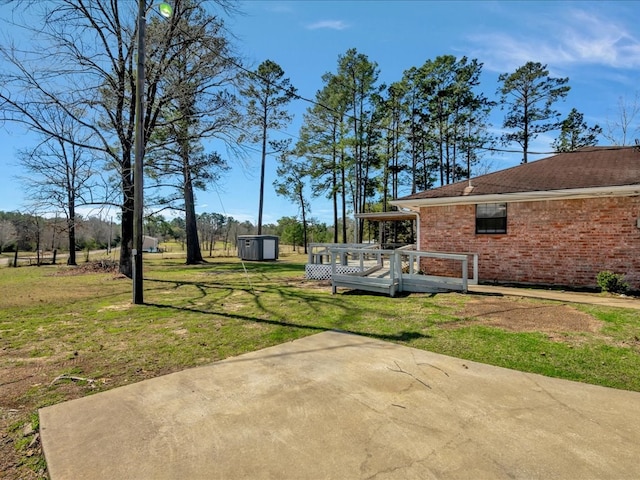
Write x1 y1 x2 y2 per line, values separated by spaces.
284 278 332 290
0 355 98 479
0 350 173 479
97 302 131 312
452 296 603 334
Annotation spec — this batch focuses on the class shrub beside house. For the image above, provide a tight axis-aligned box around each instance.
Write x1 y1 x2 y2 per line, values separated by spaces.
392 147 640 291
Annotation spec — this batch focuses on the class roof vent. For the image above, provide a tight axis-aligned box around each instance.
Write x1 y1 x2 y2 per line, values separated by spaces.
462 184 475 196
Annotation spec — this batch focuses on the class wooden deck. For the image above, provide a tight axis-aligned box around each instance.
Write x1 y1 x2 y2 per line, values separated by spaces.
306 244 478 297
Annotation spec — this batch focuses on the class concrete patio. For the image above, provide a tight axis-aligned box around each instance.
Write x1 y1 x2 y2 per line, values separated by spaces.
40 330 640 479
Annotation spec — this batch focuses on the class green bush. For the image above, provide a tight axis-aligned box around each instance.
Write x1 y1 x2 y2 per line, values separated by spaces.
596 271 630 294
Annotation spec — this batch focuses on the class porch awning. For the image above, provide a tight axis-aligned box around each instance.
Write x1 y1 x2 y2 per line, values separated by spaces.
356 211 419 222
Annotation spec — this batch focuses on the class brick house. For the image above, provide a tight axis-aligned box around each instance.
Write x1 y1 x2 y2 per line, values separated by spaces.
391 147 640 291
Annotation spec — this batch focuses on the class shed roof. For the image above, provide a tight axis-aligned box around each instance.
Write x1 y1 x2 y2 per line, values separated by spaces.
393 147 640 208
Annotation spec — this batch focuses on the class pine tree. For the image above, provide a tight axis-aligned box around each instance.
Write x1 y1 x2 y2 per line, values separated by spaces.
552 108 601 152
296 73 348 243
335 48 382 242
239 60 297 235
498 62 570 163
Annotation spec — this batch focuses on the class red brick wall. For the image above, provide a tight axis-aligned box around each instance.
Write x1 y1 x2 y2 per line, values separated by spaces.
419 196 640 290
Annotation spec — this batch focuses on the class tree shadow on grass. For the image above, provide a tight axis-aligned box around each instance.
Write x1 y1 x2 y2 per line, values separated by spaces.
145 276 360 316
144 298 430 345
143 274 433 344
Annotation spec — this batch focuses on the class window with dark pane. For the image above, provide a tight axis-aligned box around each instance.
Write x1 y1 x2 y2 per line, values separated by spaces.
476 203 507 234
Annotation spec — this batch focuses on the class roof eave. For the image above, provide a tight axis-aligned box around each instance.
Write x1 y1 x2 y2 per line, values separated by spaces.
391 184 640 210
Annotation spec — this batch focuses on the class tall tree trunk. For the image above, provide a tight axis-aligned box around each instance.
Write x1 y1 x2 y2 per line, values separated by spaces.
332 123 339 244
299 187 308 255
184 174 203 264
66 185 77 265
257 103 269 235
523 101 529 163
352 78 361 244
332 166 338 244
119 164 134 277
35 223 41 267
67 205 77 266
340 151 347 244
383 143 389 213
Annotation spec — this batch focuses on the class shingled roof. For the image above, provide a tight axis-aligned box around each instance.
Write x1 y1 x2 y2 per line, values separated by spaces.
395 147 640 204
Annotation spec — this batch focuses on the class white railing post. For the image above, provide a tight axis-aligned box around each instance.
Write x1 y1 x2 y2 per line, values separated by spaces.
331 250 337 294
461 257 468 293
394 251 403 292
473 253 478 284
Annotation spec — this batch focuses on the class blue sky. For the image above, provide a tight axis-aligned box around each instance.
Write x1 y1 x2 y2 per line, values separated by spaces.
1 0 639 225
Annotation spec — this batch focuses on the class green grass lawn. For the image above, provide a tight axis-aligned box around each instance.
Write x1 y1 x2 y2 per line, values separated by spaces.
1 253 639 478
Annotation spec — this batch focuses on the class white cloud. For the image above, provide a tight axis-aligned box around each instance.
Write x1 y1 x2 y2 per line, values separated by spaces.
306 20 350 31
467 32 571 73
468 7 640 73
560 9 640 67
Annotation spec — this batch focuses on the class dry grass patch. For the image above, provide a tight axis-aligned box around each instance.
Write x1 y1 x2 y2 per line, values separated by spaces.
451 296 604 334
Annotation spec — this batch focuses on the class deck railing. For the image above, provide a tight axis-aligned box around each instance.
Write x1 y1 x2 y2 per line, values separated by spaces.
309 245 478 296
308 243 380 266
395 249 478 293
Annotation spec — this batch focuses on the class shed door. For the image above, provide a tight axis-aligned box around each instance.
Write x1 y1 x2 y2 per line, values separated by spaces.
263 239 276 260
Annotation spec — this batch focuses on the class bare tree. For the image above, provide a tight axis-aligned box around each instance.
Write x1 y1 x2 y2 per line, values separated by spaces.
0 0 240 276
16 106 101 265
604 93 640 146
85 216 113 249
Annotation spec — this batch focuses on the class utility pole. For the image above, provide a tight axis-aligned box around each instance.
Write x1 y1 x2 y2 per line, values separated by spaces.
132 0 146 304
132 1 173 304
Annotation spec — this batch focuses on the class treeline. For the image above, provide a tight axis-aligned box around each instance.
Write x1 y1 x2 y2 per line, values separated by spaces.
147 214 336 254
0 210 338 260
0 211 118 258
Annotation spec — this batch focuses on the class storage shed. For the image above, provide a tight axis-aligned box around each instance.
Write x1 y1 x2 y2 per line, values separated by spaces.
237 235 279 261
142 236 159 253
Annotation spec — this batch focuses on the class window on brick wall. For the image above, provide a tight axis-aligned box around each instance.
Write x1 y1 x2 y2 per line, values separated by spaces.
476 203 507 234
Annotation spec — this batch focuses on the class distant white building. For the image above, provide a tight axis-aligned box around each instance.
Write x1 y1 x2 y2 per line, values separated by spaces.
142 236 159 253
